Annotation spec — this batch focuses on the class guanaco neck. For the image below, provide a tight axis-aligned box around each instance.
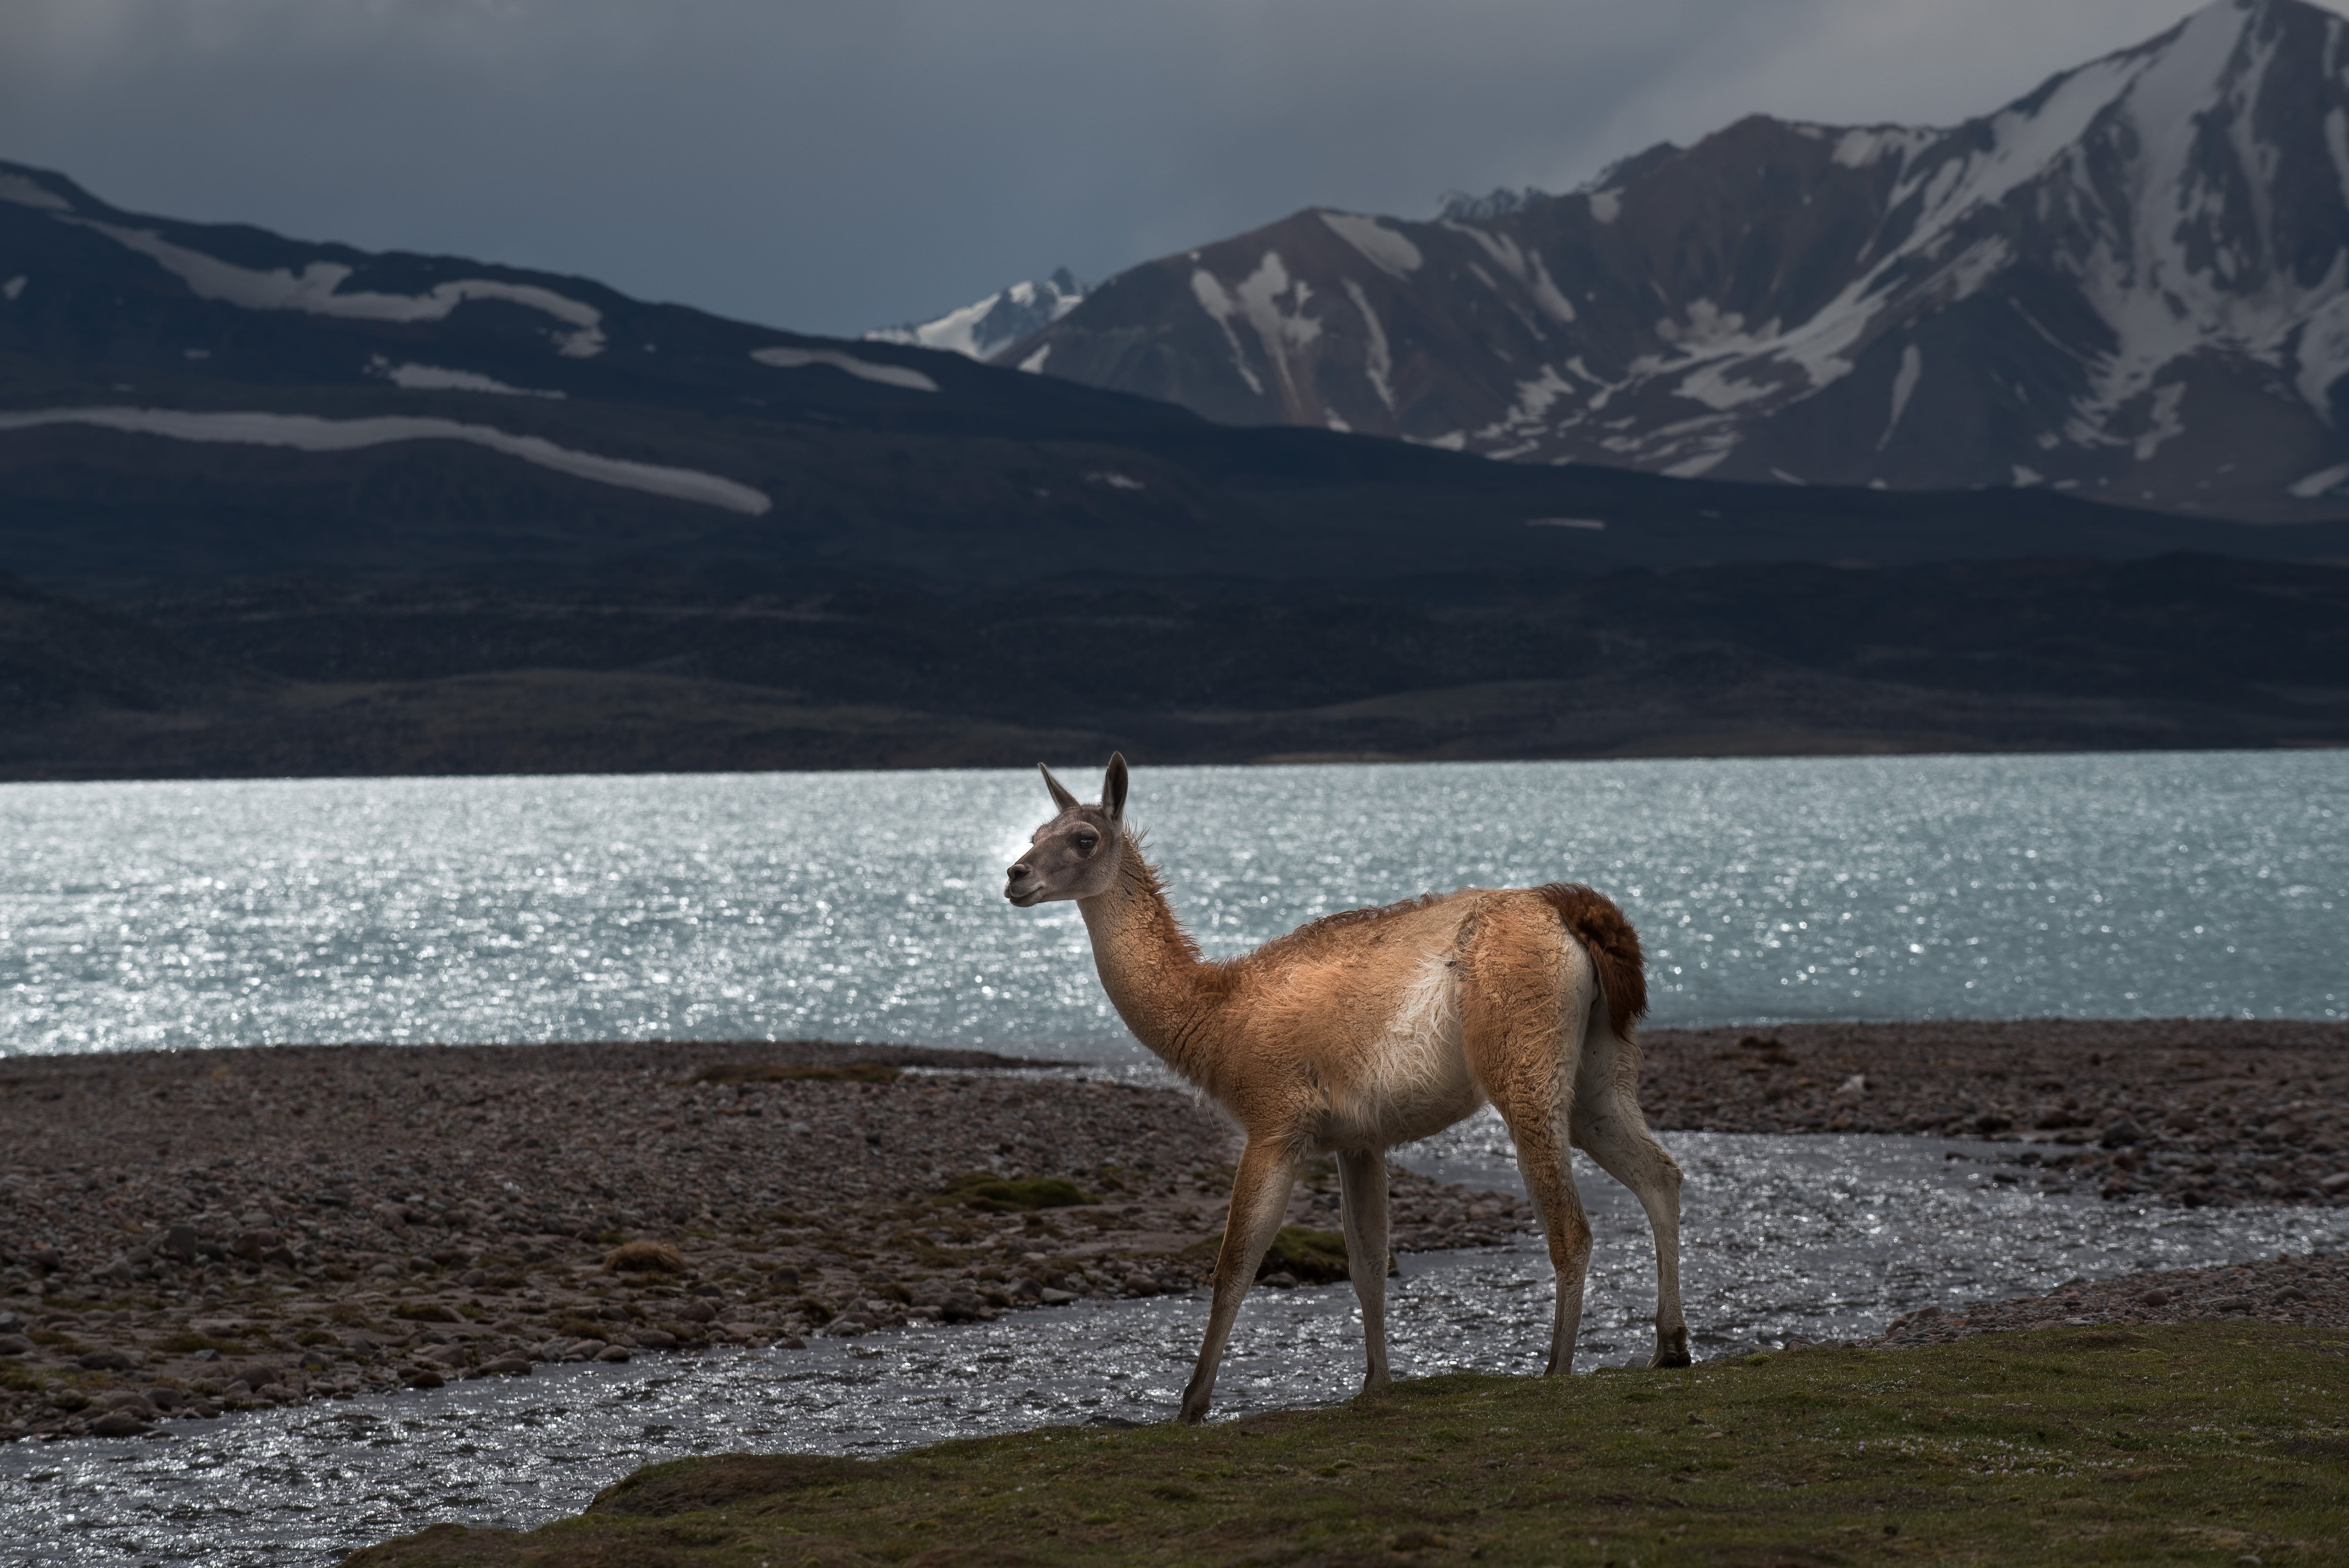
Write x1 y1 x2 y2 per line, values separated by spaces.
1077 841 1226 1089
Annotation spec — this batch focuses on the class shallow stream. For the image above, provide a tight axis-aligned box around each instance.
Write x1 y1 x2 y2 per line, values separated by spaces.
6 1124 2344 1568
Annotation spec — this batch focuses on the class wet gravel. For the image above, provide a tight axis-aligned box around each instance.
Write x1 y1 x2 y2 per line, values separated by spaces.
1642 1018 2349 1209
6 1017 2345 1446
0 1040 1531 1444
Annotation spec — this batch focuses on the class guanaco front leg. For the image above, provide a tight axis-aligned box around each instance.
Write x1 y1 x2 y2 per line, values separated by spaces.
1337 1148 1392 1390
1181 1139 1297 1424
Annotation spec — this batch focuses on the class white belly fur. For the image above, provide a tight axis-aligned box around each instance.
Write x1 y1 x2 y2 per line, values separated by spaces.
1312 954 1482 1151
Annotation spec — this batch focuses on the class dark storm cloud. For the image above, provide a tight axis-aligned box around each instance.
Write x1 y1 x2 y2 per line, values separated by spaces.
0 0 2242 337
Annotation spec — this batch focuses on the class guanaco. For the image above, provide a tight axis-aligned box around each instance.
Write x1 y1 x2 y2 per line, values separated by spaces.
1004 754 1689 1423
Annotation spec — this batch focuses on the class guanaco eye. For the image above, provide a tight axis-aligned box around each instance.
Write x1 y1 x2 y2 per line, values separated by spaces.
1074 833 1097 853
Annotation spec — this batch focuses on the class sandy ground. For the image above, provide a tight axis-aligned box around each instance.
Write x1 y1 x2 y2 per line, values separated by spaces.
3 1017 2344 1442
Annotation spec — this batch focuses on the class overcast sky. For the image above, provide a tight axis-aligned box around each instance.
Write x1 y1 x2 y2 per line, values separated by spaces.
0 0 2300 337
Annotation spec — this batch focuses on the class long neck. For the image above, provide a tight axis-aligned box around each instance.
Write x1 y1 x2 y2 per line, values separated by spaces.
1077 844 1223 1086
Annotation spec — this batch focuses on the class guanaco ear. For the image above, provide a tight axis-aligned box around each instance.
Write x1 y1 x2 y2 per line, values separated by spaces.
1039 762 1081 814
1102 752 1129 823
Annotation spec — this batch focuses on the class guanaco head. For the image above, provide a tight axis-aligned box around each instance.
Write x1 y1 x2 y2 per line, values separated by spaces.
1005 753 1129 906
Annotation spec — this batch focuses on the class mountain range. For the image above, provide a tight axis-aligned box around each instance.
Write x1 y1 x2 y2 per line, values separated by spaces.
4 10 2349 777
8 151 2327 593
995 0 2349 523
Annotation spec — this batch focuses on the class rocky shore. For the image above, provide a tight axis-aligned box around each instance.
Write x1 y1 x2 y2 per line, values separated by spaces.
0 1039 1533 1443
1863 1251 2349 1347
3 1016 2343 1444
1640 1018 2349 1208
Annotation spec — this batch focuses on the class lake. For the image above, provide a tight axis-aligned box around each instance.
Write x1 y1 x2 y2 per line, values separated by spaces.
0 751 2340 1061
0 751 2341 1060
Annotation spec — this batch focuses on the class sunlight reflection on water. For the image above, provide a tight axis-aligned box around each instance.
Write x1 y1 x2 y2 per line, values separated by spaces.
0 752 2341 1058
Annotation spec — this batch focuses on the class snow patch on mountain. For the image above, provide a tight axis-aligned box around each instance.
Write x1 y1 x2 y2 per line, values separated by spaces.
1318 211 1423 278
0 172 69 211
750 346 938 392
1190 270 1266 397
65 218 608 356
369 357 564 399
1343 279 1396 411
0 407 769 513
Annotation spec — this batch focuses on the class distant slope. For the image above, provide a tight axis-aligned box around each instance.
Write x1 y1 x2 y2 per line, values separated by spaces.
8 156 2349 596
1003 0 2349 524
1 553 2341 779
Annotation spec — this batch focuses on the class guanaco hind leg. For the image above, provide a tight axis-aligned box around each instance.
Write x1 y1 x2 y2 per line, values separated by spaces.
1181 1139 1297 1423
1458 902 1595 1376
1571 1016 1692 1367
1337 1148 1392 1389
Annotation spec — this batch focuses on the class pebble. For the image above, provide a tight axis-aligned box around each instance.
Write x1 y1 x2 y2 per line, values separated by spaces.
1640 1019 2349 1211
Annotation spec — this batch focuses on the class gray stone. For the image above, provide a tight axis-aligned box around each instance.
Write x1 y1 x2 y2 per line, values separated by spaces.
467 1357 533 1378
0 1335 32 1356
78 1349 134 1371
161 1223 200 1263
89 1410 149 1438
594 1344 632 1362
1039 1288 1078 1305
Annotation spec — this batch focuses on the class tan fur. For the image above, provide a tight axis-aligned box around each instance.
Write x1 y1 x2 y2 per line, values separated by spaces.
1006 755 1690 1421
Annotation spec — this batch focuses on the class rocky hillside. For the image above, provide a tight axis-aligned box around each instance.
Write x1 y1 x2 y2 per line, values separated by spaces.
1003 0 2349 522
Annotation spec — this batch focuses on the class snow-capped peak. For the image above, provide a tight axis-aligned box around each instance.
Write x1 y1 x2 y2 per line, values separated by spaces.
1003 0 2349 519
866 268 1086 362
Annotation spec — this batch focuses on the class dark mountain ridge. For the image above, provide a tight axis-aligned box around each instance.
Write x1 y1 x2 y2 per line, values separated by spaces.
8 153 2348 598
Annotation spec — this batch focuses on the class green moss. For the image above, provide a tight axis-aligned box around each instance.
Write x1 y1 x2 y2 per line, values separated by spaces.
156 1333 247 1354
1258 1226 1351 1284
392 1303 464 1324
946 1173 1097 1212
340 1324 2349 1567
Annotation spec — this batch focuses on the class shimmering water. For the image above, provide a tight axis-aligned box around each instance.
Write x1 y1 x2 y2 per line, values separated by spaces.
6 1125 2344 1568
0 752 2341 1059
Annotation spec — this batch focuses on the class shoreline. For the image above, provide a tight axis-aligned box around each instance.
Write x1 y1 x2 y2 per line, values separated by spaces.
0 1037 1536 1444
4 1017 2345 1444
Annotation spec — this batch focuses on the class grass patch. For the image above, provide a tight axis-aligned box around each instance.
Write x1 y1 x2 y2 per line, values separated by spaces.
690 1061 899 1086
946 1173 1097 1212
1260 1225 1350 1284
392 1303 464 1324
340 1323 2346 1566
155 1333 248 1354
1181 1225 1354 1283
